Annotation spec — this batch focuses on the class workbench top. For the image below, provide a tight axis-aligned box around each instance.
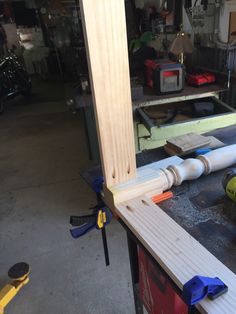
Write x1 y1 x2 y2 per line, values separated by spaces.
81 125 236 273
161 125 236 274
77 84 225 109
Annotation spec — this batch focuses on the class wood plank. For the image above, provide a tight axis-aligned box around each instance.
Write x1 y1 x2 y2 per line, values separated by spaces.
205 136 225 148
116 196 236 314
164 136 225 156
166 133 211 154
139 156 183 171
106 156 183 205
80 0 136 187
229 12 236 40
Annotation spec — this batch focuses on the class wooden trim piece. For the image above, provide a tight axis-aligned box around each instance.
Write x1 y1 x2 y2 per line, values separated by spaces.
108 145 236 205
80 0 136 187
116 196 236 314
105 156 183 206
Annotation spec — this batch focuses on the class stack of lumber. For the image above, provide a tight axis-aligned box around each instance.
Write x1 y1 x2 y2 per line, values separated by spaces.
164 133 224 156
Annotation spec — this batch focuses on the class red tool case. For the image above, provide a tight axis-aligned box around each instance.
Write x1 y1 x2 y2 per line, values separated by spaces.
138 247 188 314
186 72 215 86
144 59 184 95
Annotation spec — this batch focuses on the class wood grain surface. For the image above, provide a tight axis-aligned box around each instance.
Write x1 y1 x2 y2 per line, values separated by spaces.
116 196 236 314
80 0 136 187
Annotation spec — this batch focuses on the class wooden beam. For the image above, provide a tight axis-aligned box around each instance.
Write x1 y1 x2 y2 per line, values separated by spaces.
105 156 183 206
80 0 136 187
116 196 236 314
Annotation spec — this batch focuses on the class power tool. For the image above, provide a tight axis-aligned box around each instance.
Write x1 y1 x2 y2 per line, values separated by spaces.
186 72 215 87
144 59 184 95
222 169 236 202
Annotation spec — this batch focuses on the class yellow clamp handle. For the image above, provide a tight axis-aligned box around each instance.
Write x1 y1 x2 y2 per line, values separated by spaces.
97 210 107 229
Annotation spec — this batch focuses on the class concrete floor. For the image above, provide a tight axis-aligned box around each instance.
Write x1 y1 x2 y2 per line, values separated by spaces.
0 79 134 314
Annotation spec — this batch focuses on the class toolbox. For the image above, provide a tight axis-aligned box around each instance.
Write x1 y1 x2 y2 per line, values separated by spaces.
187 72 215 87
144 59 184 95
138 247 188 314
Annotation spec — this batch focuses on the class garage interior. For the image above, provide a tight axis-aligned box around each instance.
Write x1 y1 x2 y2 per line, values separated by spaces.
1 1 236 314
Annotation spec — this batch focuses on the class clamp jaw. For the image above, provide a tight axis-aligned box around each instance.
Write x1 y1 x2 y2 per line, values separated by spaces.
70 206 112 238
70 176 112 266
70 206 112 266
183 275 228 306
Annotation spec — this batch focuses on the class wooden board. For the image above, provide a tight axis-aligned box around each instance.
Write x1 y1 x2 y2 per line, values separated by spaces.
138 156 183 171
229 12 236 40
164 136 225 156
80 0 136 187
206 136 225 149
166 133 211 154
116 196 236 314
105 156 183 206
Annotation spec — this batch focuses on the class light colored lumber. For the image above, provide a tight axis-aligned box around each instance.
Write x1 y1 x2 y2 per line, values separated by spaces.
80 0 136 187
139 156 183 171
116 196 236 314
166 132 211 153
229 12 236 41
165 135 225 156
107 144 236 205
105 156 183 206
206 136 225 149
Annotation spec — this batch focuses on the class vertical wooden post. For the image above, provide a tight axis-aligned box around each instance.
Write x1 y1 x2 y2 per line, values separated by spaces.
80 0 136 187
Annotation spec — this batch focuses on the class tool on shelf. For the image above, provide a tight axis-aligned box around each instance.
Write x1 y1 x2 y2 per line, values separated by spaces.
0 263 30 314
182 275 228 306
145 59 185 94
186 72 215 87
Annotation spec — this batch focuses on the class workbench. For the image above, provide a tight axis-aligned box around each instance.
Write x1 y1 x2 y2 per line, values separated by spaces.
81 125 236 314
78 84 236 158
134 84 236 151
79 2 236 312
133 84 225 109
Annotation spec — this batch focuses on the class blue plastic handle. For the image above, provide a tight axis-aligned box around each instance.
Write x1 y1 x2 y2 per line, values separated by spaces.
183 276 228 306
70 222 95 238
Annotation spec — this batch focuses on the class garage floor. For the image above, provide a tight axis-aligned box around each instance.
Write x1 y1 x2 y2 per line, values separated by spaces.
0 79 134 314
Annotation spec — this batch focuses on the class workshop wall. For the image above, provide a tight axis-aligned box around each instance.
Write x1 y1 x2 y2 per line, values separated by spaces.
183 1 236 107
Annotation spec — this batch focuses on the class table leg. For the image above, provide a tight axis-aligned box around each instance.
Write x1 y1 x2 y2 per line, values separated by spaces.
127 232 144 314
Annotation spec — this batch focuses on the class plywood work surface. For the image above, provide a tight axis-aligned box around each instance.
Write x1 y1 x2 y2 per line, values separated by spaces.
116 196 236 314
81 125 236 313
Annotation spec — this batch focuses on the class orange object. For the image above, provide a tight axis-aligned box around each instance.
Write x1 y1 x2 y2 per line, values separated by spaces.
151 191 173 204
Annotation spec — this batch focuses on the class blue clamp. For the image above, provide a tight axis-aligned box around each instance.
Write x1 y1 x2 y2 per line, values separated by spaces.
182 276 228 306
70 207 112 239
194 148 212 156
92 176 104 193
